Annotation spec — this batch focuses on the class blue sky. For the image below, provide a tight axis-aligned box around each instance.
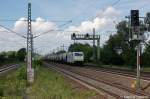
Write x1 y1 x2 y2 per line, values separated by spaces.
0 0 149 27
0 0 150 54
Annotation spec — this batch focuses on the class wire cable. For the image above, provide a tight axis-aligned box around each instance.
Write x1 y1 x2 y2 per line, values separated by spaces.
111 0 121 7
33 21 73 38
0 19 72 23
0 37 26 47
0 25 26 38
33 29 78 38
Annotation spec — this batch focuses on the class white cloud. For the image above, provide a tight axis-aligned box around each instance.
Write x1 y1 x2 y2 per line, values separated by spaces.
96 6 121 18
66 6 120 46
0 17 58 53
67 6 120 33
0 6 121 54
13 17 57 35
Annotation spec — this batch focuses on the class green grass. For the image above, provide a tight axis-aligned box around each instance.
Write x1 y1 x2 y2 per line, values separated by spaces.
92 62 150 72
141 67 150 72
27 66 97 99
0 64 26 99
0 64 97 99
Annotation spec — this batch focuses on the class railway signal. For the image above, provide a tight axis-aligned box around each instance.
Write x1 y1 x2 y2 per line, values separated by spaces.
130 10 141 90
131 10 139 26
130 10 141 42
71 28 100 61
126 10 142 90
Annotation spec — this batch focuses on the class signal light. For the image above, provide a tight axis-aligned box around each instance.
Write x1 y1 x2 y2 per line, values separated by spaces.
72 33 76 37
131 10 139 26
72 33 76 39
85 33 89 38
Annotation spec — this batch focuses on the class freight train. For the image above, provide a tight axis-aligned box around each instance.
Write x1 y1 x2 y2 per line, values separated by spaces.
47 52 84 65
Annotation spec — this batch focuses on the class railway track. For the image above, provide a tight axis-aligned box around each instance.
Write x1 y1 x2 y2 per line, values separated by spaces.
44 62 150 99
0 64 19 74
85 64 150 81
81 66 150 94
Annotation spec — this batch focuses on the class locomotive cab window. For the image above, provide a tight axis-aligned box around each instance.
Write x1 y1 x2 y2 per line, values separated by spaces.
74 53 83 56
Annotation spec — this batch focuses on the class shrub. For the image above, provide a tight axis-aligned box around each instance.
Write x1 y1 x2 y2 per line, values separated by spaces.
17 67 27 80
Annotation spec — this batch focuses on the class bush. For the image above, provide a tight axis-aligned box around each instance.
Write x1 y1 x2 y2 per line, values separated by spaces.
0 87 3 96
33 59 42 68
17 67 27 80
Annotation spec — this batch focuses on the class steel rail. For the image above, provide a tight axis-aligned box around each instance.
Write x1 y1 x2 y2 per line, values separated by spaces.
54 63 149 97
83 66 150 81
44 62 149 99
0 64 19 73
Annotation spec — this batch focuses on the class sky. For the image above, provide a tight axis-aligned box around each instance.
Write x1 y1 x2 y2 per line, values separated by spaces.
0 0 150 54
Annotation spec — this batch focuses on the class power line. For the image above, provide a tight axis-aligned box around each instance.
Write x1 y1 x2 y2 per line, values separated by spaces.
34 29 78 38
0 37 26 47
111 0 121 7
0 24 26 38
0 19 72 39
0 19 72 23
70 0 121 24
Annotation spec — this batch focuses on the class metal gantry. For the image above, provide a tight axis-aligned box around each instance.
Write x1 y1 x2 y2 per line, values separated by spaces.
71 29 100 61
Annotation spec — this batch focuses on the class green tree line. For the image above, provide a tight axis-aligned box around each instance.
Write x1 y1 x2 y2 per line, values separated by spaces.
0 48 26 65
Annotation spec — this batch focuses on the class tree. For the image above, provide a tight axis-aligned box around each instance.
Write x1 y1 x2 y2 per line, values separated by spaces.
56 50 66 54
100 20 137 67
68 43 93 61
101 34 125 65
100 12 150 67
142 42 150 67
7 51 17 62
0 52 7 64
17 48 26 61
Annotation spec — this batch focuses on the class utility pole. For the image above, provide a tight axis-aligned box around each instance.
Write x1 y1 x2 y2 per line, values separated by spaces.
57 47 59 52
93 28 96 60
31 34 34 67
137 43 141 89
97 36 100 60
61 44 65 51
27 2 34 84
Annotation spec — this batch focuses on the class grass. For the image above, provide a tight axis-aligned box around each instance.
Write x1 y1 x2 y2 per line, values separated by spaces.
91 62 150 72
141 67 150 72
0 63 97 99
0 63 26 99
27 66 97 99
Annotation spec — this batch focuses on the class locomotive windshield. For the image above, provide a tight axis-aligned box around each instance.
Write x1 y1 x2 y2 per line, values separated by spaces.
74 53 83 56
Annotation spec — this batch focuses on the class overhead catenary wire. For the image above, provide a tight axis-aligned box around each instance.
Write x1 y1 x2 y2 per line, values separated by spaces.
33 29 78 38
0 24 26 38
0 18 72 40
0 19 72 22
111 0 121 7
34 22 76 41
33 21 74 38
0 37 26 47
